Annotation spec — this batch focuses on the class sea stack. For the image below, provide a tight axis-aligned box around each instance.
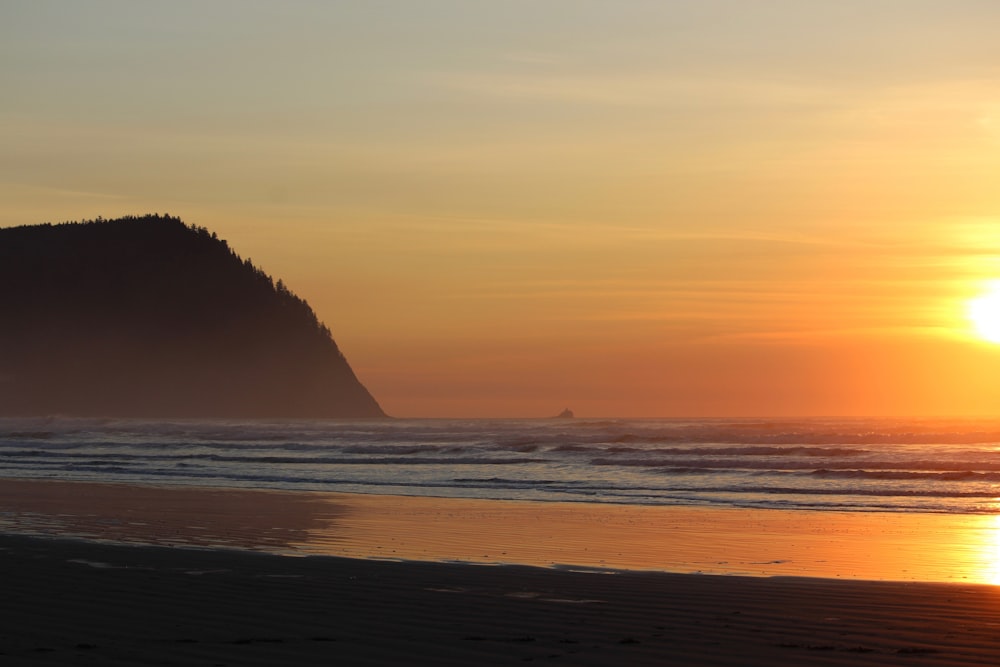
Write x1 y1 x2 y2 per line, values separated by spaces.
0 215 386 418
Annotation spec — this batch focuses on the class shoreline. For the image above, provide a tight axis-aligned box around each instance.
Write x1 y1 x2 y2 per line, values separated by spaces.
1 477 999 583
4 532 1000 665
5 478 1000 664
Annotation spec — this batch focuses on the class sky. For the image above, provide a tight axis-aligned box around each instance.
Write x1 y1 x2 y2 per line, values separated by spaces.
4 1 1000 417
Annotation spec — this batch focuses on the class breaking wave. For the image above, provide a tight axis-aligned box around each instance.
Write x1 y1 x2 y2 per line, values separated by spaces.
4 416 1000 513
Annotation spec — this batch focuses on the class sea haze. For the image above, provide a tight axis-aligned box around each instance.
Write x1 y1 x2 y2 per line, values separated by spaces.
3 417 1000 514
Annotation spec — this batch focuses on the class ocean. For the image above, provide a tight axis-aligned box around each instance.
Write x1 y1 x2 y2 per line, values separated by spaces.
4 416 1000 515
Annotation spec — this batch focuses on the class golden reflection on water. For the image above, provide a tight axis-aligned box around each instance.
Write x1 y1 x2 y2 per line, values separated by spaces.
977 513 1000 586
6 479 1000 585
300 493 1000 584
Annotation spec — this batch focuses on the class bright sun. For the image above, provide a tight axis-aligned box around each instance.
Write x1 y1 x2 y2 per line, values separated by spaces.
968 282 1000 344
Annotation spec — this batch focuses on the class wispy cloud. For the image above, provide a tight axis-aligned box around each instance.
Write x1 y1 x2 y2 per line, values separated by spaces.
426 71 836 109
0 182 128 201
500 51 570 66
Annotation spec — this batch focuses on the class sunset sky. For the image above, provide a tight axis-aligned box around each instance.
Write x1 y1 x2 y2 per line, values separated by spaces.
4 1 1000 417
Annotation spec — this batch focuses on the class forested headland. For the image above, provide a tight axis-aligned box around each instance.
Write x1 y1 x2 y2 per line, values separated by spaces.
0 214 386 418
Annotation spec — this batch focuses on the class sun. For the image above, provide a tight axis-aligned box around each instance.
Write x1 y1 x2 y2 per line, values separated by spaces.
968 282 1000 344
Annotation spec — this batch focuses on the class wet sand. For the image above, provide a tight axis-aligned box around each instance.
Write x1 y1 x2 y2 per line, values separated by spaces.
5 479 1000 665
2 478 999 582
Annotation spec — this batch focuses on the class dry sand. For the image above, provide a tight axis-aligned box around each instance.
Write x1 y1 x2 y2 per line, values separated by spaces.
4 479 1000 665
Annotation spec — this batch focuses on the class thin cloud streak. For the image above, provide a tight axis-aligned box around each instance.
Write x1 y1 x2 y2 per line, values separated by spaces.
427 71 839 108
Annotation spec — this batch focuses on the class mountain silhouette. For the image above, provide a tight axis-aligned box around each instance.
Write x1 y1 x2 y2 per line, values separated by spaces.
0 214 386 418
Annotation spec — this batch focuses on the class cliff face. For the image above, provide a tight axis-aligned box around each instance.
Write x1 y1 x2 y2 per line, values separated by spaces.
0 215 386 418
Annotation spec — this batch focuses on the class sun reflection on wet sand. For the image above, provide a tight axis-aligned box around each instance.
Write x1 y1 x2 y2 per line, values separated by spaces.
4 479 1000 584
297 493 1000 584
976 513 1000 586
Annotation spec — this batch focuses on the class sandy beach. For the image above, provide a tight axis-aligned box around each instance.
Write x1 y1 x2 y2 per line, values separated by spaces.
5 479 1000 665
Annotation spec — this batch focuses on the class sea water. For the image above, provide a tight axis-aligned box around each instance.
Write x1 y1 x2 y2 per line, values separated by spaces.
3 416 1000 514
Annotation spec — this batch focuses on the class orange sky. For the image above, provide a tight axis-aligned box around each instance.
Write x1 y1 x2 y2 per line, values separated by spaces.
4 2 1000 417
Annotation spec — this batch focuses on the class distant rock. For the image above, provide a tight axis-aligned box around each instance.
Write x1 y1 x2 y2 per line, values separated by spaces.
555 408 575 419
0 214 386 418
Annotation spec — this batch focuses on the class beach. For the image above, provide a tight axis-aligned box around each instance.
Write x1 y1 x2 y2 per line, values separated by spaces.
8 533 1000 667
5 479 1000 665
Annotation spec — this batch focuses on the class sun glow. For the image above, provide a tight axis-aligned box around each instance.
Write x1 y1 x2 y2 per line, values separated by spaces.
968 282 1000 344
980 514 1000 586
